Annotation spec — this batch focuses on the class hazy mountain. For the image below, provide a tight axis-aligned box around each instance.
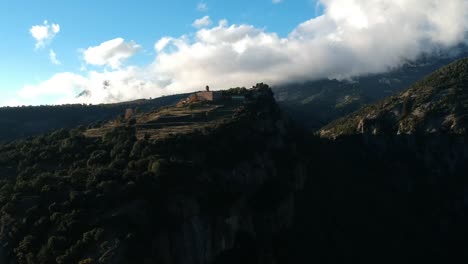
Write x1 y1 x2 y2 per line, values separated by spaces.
274 49 468 130
320 57 468 138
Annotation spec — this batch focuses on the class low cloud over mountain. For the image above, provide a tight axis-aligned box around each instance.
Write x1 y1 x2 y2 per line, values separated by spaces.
12 0 468 105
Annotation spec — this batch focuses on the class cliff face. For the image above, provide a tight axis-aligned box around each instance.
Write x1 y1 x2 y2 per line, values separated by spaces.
0 84 308 264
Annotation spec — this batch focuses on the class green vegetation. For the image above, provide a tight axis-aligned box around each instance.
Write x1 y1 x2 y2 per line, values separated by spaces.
221 87 249 96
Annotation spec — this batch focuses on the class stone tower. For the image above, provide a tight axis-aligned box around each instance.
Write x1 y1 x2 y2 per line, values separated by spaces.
125 108 134 120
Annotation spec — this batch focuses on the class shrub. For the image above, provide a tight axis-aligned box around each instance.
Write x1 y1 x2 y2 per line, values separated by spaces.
147 159 168 175
87 150 109 167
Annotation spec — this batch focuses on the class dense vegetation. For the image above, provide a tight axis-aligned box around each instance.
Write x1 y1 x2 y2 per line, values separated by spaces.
0 84 308 263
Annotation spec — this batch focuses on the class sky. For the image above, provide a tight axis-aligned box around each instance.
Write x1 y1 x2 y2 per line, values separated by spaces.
0 0 467 106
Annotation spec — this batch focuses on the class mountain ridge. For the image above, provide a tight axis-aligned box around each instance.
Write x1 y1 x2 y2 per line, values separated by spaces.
274 50 468 130
319 57 468 138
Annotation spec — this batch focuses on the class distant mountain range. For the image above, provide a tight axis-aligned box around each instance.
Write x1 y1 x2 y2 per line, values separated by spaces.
320 57 468 138
273 48 468 130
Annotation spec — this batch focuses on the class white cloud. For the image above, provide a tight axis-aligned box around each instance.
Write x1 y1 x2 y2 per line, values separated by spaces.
192 16 212 28
272 0 283 4
18 72 87 99
11 68 174 106
83 38 141 69
2 98 25 107
29 20 60 49
197 2 208 11
51 24 60 33
49 49 61 65
154 37 173 52
9 0 468 106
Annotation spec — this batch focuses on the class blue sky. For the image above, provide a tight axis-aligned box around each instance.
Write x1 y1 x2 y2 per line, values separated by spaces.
0 0 320 105
0 0 466 106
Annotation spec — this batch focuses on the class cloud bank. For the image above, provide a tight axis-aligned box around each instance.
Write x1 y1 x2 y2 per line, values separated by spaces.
12 0 468 106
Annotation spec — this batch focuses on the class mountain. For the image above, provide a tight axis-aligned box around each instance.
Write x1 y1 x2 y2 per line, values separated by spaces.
2 81 468 262
0 84 309 264
0 94 188 143
274 50 468 130
319 57 468 138
293 58 468 262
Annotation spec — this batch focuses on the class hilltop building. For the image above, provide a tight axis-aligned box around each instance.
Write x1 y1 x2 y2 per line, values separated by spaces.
196 91 222 101
176 85 248 107
188 85 219 101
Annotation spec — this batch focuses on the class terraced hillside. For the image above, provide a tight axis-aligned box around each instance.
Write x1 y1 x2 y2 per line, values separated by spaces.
0 94 188 143
84 99 243 141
